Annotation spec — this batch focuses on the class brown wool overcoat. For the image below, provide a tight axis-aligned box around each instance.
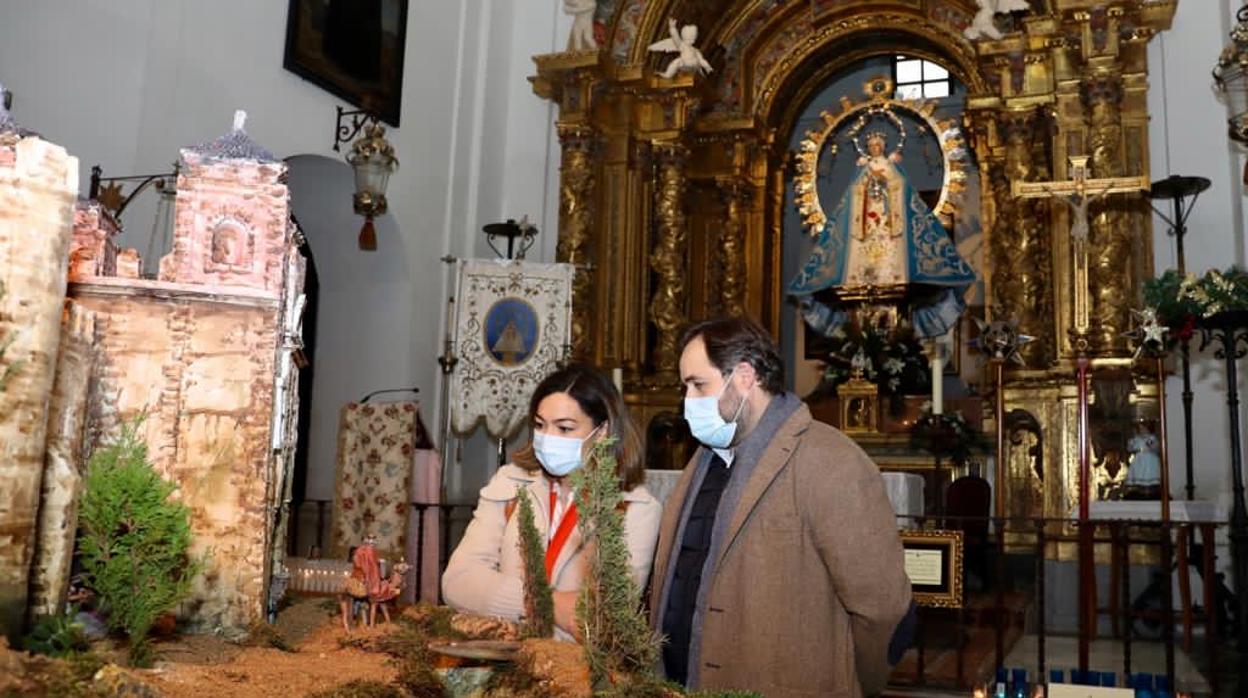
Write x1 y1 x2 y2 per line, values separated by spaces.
648 404 913 698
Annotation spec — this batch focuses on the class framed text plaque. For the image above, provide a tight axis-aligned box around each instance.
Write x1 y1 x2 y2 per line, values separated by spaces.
900 529 963 608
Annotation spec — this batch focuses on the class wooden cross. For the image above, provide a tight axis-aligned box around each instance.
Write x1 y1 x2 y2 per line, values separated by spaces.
1012 156 1149 348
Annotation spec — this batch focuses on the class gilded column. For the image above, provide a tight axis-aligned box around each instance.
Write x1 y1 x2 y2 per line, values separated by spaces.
989 108 1053 365
1082 72 1130 355
556 125 597 360
648 141 689 383
717 179 749 318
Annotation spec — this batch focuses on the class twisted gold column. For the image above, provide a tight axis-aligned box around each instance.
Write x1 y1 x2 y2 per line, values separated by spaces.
718 179 750 318
1082 72 1131 355
556 125 596 360
648 142 689 384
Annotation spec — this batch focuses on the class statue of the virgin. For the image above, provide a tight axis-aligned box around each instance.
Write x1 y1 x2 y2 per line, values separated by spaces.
790 127 976 338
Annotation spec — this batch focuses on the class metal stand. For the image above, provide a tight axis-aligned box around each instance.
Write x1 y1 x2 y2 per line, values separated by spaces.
1075 353 1093 674
437 257 459 503
1150 175 1211 500
1198 312 1248 687
483 218 538 260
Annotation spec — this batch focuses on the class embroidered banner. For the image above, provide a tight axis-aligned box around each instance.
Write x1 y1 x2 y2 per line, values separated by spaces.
331 402 439 570
449 259 574 439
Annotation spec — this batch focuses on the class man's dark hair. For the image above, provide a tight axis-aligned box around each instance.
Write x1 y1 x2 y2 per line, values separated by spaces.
680 317 785 394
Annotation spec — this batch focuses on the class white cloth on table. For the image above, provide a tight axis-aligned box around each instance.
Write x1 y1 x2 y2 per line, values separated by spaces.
881 472 925 528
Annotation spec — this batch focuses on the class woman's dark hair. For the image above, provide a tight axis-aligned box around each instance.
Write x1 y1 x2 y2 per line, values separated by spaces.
679 316 785 394
513 363 645 490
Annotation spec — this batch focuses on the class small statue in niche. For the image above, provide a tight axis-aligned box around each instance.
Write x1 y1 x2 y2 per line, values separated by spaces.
563 0 597 52
210 219 249 267
648 19 712 78
1122 420 1163 500
846 397 870 429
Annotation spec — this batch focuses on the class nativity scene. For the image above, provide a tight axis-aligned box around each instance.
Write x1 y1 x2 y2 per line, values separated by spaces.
2 0 1247 696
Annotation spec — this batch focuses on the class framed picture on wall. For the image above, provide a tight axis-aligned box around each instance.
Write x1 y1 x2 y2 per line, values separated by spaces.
283 0 409 126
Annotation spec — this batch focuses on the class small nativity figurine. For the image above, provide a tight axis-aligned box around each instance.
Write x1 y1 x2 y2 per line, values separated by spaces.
339 536 382 633
369 560 411 626
964 0 1031 41
564 0 597 52
1123 421 1163 499
648 18 712 78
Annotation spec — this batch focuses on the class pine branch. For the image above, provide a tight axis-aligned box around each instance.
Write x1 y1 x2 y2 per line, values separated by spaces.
516 488 554 638
572 438 661 689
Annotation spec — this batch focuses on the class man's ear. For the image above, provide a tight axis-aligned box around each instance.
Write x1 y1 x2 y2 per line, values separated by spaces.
735 361 758 390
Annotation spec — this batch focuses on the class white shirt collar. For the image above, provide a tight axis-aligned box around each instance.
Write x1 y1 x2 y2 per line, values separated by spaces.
712 447 735 467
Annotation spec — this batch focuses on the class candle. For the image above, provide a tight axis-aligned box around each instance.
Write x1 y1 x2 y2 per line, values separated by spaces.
930 345 944 415
444 297 456 343
612 367 624 393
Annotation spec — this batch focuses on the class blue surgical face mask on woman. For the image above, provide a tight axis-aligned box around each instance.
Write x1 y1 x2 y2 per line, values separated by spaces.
684 370 748 449
533 422 604 477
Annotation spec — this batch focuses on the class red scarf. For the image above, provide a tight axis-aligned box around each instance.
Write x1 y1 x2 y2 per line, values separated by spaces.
544 485 578 579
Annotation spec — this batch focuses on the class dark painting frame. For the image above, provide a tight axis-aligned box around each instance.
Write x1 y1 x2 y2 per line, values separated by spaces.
284 0 408 127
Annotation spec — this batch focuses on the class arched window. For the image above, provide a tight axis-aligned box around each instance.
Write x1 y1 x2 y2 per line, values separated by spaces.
893 55 950 100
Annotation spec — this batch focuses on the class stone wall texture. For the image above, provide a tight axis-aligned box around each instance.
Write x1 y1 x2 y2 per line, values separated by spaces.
0 136 78 640
28 302 96 619
73 284 282 631
69 202 120 281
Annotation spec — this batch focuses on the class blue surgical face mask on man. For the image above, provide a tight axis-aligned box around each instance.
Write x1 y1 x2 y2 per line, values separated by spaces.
684 369 748 449
533 423 603 477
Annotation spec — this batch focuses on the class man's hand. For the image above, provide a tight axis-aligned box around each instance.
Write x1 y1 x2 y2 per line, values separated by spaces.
553 590 580 639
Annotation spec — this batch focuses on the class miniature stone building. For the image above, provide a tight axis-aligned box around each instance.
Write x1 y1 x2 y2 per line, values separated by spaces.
66 114 305 631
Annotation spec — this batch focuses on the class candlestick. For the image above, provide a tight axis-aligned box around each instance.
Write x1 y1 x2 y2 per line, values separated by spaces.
928 342 945 415
444 296 456 343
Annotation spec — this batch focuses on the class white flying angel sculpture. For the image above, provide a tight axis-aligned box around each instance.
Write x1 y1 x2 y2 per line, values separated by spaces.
563 0 597 52
648 18 712 78
964 0 1031 41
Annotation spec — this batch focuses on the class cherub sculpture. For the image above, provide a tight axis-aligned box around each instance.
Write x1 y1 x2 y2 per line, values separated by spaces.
564 0 597 52
964 0 1031 41
648 18 712 78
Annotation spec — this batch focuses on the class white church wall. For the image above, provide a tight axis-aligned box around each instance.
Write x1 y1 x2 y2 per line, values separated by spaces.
286 154 417 504
1147 0 1246 510
0 0 565 504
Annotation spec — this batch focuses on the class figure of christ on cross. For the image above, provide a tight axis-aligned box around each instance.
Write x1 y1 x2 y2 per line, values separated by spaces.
1011 155 1149 347
1012 155 1148 671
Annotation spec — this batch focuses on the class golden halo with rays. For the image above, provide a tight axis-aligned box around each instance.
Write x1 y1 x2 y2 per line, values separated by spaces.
792 76 971 237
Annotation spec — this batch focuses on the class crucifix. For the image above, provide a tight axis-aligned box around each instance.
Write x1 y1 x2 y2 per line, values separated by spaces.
1012 155 1148 672
1012 155 1150 352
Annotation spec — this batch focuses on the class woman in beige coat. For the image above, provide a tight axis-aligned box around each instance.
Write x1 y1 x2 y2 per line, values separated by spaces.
442 364 661 639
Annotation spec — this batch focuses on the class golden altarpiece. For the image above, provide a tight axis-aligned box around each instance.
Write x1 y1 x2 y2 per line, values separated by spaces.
531 0 1177 557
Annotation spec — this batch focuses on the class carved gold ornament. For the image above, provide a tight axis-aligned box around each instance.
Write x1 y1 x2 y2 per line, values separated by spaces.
792 77 970 236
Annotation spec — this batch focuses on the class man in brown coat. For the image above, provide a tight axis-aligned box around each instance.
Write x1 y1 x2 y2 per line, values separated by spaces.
650 317 914 697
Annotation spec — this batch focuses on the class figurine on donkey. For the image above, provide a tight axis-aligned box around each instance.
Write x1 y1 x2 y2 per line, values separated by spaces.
338 535 410 632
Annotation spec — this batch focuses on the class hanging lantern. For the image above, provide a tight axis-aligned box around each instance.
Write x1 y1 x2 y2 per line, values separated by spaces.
345 121 398 251
1214 4 1248 182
